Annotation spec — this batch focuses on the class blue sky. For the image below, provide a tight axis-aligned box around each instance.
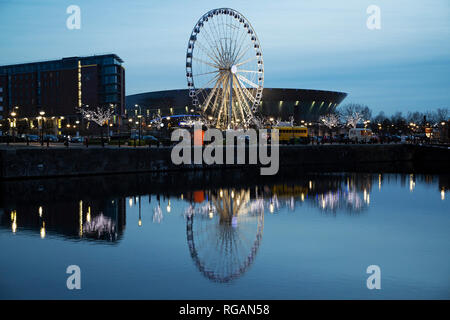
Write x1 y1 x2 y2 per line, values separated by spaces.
0 0 449 114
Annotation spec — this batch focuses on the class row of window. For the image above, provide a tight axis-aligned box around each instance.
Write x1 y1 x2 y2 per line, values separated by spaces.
102 75 118 84
0 63 62 75
101 66 118 75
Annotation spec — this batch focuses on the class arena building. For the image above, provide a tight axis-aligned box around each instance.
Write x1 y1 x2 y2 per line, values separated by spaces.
126 88 347 122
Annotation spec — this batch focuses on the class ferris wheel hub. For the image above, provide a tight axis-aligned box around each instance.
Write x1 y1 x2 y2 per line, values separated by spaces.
230 65 237 74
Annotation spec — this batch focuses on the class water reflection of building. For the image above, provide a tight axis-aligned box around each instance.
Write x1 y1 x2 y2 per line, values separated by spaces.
259 173 373 214
0 198 126 243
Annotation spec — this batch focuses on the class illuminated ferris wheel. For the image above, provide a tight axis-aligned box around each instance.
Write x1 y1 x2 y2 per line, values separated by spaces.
186 8 264 129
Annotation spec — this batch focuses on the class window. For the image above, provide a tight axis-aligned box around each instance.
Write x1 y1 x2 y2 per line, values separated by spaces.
102 75 117 84
102 66 117 74
104 94 118 103
105 84 118 93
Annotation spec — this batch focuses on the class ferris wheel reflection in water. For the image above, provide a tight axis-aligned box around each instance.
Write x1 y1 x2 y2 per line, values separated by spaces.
185 188 265 283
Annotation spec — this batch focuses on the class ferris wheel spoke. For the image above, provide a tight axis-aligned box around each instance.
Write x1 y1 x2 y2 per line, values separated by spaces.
231 92 239 124
221 74 231 124
237 74 259 89
218 75 231 126
232 22 253 61
192 57 220 69
227 21 239 61
202 30 223 66
235 75 257 117
229 16 240 62
211 16 227 62
195 73 222 95
198 27 225 65
234 77 254 117
236 69 259 74
195 40 222 66
194 70 219 77
232 81 247 121
231 25 249 64
209 84 222 115
235 56 257 68
233 43 253 65
216 79 226 124
220 14 230 61
203 73 226 112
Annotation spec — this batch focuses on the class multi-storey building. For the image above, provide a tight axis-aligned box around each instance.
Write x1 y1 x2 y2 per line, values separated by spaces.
0 54 125 132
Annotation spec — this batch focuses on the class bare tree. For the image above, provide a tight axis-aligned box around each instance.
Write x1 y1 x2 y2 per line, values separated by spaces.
340 103 371 128
148 113 163 129
373 111 387 124
435 108 449 122
289 115 295 126
320 113 340 129
80 106 114 147
406 111 424 125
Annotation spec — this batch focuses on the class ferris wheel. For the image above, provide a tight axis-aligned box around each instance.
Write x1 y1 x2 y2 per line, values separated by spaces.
186 8 264 129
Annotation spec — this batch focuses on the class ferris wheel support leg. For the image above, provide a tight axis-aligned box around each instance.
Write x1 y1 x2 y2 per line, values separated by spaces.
229 74 233 129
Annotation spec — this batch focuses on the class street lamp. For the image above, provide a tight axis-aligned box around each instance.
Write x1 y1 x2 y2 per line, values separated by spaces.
10 111 17 142
137 115 142 145
39 111 46 146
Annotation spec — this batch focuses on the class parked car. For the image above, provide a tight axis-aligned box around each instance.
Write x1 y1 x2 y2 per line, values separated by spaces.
70 136 84 143
293 136 310 145
57 135 68 142
158 137 173 146
369 135 380 144
390 135 402 143
44 134 58 142
26 134 40 142
335 134 350 144
142 135 159 145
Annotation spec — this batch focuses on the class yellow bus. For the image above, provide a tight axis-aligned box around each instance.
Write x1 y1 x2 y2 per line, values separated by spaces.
272 126 309 144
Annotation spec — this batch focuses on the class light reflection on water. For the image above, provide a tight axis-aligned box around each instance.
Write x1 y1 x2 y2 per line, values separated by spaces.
0 172 448 299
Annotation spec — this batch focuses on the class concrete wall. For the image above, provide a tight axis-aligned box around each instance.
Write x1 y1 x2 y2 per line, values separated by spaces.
0 144 448 179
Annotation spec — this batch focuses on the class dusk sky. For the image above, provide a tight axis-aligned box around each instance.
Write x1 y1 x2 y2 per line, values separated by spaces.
0 0 449 114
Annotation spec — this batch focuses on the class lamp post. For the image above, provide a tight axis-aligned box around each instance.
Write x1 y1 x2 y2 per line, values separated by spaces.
75 120 80 138
10 111 17 143
137 115 142 146
39 111 45 146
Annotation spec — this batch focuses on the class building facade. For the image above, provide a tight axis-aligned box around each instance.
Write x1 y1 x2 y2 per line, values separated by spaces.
0 54 125 129
125 88 347 122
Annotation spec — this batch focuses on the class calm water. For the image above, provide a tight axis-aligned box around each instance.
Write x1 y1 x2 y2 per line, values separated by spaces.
0 171 449 299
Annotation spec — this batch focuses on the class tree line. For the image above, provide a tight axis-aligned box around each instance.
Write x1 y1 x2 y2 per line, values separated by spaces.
320 103 449 134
